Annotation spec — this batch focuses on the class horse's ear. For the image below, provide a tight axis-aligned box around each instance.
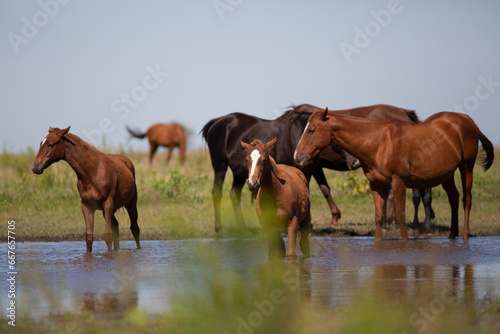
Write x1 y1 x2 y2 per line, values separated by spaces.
264 137 277 151
322 107 329 122
48 127 56 133
240 141 253 152
60 127 76 146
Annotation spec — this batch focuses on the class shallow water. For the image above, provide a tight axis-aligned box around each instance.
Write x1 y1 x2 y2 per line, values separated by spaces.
2 236 500 318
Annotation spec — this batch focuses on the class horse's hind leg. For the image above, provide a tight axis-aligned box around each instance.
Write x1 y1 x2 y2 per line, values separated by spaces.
125 195 141 249
442 175 459 239
460 163 475 240
391 177 409 241
179 141 186 165
422 188 433 235
384 190 395 229
148 142 158 165
230 174 247 229
371 183 390 242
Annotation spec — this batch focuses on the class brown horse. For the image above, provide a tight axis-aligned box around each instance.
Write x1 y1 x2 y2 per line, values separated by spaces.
241 138 311 259
32 127 141 252
126 123 186 165
294 110 494 242
202 103 431 233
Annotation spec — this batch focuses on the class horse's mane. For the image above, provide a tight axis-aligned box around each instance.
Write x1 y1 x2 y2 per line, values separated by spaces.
405 109 421 124
279 104 316 123
64 133 99 152
250 139 264 146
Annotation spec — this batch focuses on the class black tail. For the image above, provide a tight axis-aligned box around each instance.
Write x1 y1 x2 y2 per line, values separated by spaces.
200 117 221 142
478 133 494 171
126 126 147 139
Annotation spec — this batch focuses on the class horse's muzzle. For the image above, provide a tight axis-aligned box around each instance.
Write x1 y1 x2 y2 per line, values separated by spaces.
247 179 260 192
31 163 44 175
294 151 310 167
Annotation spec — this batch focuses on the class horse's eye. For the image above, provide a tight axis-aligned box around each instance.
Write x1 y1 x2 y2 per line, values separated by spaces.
308 129 316 134
48 143 55 148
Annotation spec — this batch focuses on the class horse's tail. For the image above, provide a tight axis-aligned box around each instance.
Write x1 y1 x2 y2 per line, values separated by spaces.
126 125 147 139
405 109 421 124
200 117 221 142
478 132 494 171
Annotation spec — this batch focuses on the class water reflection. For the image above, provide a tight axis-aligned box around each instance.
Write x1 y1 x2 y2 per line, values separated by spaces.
3 237 500 318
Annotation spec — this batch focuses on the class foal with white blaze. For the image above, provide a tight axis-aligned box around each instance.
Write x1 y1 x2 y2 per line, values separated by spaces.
241 138 311 259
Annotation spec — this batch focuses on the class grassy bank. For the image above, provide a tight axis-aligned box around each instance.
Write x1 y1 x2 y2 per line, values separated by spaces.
1 147 499 242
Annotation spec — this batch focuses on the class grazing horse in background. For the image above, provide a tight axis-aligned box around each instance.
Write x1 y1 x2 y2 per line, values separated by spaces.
241 138 310 259
32 127 141 252
126 123 186 165
201 103 432 233
294 109 494 241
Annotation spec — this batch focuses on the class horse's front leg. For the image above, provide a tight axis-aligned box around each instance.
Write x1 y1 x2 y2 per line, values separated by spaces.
81 203 95 253
285 215 299 259
229 174 247 229
166 145 174 164
392 177 409 241
370 183 389 242
312 169 341 225
411 189 422 236
102 202 116 252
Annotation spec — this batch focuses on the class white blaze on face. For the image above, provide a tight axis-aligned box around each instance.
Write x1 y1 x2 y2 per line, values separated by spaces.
248 149 261 182
41 136 48 147
294 122 309 158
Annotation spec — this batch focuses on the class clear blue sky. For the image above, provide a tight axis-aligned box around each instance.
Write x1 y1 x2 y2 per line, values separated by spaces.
2 0 500 152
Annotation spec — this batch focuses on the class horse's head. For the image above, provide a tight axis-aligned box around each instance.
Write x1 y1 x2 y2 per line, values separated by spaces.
294 108 333 167
240 137 277 192
32 126 73 174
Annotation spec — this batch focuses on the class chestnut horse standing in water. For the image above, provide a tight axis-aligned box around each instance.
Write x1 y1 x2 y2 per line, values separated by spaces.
32 127 141 252
295 110 494 242
202 104 432 233
241 138 310 259
126 123 186 165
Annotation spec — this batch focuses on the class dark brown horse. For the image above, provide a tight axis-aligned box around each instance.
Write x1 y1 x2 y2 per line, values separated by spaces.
294 110 494 241
202 104 432 233
241 138 310 259
32 127 141 252
127 123 186 165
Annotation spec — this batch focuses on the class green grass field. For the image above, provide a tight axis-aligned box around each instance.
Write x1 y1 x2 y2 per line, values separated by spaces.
1 146 499 242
